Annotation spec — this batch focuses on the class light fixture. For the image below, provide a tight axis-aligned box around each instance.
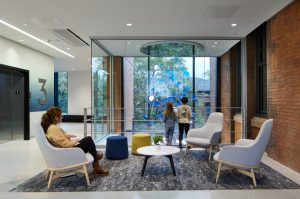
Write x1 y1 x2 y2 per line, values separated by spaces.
126 23 132 27
140 40 204 57
214 41 218 45
66 47 71 50
19 39 24 42
23 23 28 26
0 19 74 58
231 23 237 27
211 45 215 48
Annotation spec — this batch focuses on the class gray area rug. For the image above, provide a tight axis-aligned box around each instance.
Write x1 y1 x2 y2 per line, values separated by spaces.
11 150 300 192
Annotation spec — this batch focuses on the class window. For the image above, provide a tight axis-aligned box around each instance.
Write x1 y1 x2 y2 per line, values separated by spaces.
123 56 216 132
56 72 68 114
256 23 267 115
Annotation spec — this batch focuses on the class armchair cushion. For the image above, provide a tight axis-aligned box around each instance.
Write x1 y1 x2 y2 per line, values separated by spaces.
187 137 210 147
235 139 255 147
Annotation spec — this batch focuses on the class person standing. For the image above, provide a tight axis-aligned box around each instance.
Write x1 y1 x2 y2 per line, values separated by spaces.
177 97 192 149
163 102 177 145
41 107 109 176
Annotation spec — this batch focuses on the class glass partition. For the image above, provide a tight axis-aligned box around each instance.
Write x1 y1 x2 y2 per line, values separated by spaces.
90 39 241 145
91 40 111 142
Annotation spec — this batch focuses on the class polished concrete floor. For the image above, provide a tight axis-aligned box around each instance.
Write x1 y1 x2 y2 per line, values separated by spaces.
0 123 299 199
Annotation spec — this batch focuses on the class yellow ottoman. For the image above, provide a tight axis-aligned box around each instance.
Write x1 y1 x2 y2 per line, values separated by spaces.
131 133 151 155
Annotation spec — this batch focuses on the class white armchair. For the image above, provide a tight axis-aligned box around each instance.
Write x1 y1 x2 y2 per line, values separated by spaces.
213 119 273 187
186 112 224 161
34 121 92 189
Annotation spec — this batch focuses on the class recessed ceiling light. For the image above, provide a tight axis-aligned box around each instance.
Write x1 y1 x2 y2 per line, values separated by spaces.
0 19 74 58
127 41 131 44
66 47 71 50
87 58 90 61
231 23 237 27
136 45 140 48
211 45 215 48
19 39 24 42
214 41 218 45
126 23 132 27
23 23 28 26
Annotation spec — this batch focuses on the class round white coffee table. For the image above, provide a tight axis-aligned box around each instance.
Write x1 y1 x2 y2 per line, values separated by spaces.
137 145 180 176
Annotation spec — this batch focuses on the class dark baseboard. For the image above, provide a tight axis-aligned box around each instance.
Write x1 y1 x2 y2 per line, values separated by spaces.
62 115 91 123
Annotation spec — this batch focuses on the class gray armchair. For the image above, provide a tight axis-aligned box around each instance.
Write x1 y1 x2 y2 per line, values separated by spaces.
34 121 92 189
213 119 273 187
185 112 224 161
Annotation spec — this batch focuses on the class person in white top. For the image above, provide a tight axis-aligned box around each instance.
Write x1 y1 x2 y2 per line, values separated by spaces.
177 97 192 149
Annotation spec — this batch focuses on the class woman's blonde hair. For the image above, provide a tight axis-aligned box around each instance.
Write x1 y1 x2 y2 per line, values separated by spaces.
41 107 62 133
164 102 174 117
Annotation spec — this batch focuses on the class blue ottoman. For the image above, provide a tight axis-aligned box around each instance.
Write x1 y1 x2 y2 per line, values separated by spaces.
105 136 129 160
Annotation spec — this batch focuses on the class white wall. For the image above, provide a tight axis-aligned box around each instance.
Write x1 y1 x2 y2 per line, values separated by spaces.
0 36 54 137
68 70 91 115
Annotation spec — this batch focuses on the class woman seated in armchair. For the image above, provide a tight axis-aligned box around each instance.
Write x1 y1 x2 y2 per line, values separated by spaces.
41 107 109 176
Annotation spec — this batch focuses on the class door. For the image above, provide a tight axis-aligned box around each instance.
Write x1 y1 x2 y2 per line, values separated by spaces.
0 70 13 143
0 66 27 143
11 71 25 140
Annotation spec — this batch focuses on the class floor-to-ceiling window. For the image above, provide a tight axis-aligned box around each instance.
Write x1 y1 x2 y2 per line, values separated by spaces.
91 40 111 141
124 56 215 133
91 39 240 143
56 72 68 114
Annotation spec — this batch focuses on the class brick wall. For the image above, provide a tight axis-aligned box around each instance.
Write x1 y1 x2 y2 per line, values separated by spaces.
266 0 300 172
246 35 256 136
219 52 232 143
219 42 240 143
210 58 217 112
114 57 122 132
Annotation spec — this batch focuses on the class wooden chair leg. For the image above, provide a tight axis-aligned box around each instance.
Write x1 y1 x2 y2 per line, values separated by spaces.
46 170 50 180
216 162 222 183
83 165 90 186
250 169 257 187
47 170 54 189
185 144 188 154
208 145 212 161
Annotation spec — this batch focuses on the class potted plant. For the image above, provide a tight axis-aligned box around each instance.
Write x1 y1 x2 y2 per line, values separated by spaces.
152 135 163 145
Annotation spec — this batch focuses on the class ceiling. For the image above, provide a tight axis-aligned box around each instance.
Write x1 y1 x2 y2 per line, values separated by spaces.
0 0 293 71
94 39 240 57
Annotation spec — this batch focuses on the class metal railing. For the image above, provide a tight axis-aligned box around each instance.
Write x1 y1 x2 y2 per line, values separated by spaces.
83 106 244 143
